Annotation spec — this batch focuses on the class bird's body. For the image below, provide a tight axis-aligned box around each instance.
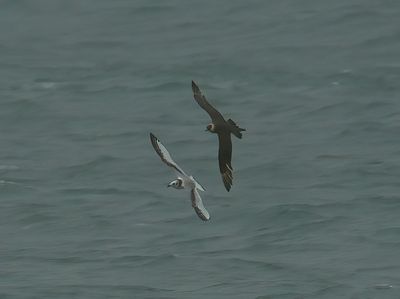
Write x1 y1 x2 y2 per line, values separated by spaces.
191 81 245 192
167 175 205 192
149 133 210 221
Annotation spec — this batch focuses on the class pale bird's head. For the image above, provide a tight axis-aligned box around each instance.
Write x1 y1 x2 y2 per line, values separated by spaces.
167 179 183 189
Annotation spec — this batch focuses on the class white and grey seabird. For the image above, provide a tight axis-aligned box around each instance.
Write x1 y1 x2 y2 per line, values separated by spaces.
149 132 210 221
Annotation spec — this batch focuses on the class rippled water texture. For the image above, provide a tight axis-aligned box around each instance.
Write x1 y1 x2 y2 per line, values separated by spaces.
1 1 400 298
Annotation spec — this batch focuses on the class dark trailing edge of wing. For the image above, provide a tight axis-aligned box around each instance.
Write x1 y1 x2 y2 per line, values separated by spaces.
191 189 210 221
191 80 224 122
217 132 233 192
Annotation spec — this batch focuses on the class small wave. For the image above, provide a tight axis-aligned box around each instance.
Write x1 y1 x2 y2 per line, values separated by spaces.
65 131 137 142
60 187 130 195
0 165 19 170
374 283 393 289
219 257 285 271
134 81 187 92
315 154 353 160
62 155 123 178
0 180 18 185
130 4 174 15
34 81 57 90
0 179 35 189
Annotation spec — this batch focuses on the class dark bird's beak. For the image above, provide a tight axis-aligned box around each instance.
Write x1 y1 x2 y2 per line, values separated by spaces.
167 182 172 187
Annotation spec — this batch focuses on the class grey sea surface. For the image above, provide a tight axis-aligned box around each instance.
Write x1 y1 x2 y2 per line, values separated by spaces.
1 1 400 298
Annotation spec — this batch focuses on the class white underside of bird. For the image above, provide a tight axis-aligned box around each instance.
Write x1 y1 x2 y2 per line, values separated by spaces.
150 133 210 221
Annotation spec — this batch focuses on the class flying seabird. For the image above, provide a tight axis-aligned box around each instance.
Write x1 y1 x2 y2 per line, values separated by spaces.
191 80 245 192
149 132 210 221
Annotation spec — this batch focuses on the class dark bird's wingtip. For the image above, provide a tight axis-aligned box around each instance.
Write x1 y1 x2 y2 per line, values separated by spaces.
191 80 200 93
222 174 232 192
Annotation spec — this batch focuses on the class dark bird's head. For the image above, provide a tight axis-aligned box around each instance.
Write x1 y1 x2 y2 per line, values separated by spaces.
206 123 216 133
167 179 184 189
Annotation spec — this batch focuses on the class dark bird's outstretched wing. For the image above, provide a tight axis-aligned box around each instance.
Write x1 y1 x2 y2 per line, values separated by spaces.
191 81 225 123
191 188 210 221
217 132 233 192
149 133 187 177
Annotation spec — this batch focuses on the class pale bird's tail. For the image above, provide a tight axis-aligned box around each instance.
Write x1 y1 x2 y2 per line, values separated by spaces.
191 176 205 191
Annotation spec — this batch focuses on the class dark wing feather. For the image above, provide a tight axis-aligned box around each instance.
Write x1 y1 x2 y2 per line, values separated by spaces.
217 132 233 192
149 133 186 176
191 81 224 122
191 188 210 221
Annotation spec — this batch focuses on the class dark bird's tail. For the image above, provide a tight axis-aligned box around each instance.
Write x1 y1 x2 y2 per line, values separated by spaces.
227 119 246 139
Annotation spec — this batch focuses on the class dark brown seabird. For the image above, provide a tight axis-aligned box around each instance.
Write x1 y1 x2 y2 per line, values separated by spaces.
191 80 245 192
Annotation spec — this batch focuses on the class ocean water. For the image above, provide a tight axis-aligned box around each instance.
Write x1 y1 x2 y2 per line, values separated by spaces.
1 0 400 298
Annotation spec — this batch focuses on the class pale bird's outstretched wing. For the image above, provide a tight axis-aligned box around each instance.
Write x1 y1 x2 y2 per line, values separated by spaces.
191 81 225 123
150 133 187 177
191 188 210 221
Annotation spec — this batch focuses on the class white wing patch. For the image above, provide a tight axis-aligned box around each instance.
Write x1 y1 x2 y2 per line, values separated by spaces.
191 188 210 221
154 137 174 165
150 133 187 177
